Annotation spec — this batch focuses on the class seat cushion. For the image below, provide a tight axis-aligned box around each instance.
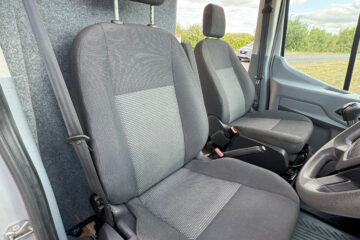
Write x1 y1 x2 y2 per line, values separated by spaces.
231 110 313 154
127 158 299 240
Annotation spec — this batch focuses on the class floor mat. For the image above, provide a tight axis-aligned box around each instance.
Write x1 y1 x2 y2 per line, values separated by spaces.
292 212 359 240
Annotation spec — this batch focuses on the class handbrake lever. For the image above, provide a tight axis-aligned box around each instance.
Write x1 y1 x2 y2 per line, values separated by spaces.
211 146 266 159
223 146 266 158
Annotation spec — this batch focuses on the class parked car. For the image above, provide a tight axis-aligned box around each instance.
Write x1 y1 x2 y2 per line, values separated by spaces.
238 42 253 62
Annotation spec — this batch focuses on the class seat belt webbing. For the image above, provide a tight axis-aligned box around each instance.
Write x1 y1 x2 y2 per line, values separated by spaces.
22 0 114 226
254 0 272 110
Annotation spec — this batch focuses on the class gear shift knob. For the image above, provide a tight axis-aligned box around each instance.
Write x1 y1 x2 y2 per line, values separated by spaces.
341 102 360 125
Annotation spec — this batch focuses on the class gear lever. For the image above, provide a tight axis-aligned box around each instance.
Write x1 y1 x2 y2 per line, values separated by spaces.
340 102 360 126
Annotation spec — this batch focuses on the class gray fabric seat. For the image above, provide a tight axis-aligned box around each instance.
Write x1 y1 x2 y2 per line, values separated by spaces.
70 13 299 240
128 158 299 240
232 110 313 153
194 4 313 154
181 42 200 83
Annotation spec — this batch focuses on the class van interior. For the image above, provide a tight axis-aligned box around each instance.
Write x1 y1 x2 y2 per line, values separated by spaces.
1 0 360 239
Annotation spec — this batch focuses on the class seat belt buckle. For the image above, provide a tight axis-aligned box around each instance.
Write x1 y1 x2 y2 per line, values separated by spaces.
231 126 238 134
225 126 238 138
209 148 224 159
215 148 224 157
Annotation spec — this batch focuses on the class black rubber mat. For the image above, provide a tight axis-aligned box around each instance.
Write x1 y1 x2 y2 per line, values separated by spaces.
292 212 359 240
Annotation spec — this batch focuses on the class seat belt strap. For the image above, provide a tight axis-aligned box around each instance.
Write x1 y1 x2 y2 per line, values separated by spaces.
22 0 114 226
254 0 272 109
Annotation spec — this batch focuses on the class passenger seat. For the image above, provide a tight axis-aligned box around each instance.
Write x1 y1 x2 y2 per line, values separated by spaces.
69 0 300 239
194 4 313 155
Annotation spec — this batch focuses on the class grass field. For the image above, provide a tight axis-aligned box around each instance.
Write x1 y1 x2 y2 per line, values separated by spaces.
290 59 360 94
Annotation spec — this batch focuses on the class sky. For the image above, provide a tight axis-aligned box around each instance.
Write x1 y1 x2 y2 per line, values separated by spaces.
176 0 260 34
290 0 359 34
176 0 360 34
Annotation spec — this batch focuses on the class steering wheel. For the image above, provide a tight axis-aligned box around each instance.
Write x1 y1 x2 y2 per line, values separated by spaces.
297 121 360 218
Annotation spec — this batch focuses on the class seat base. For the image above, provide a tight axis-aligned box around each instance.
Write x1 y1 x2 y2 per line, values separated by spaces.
226 132 289 174
127 158 299 240
231 110 313 154
208 115 290 174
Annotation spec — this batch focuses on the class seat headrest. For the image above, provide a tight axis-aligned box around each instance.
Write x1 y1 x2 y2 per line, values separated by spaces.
203 4 226 38
130 0 165 6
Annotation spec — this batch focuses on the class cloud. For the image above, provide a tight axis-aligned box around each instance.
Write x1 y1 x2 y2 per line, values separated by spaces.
177 0 360 35
293 0 360 34
290 0 307 6
176 0 260 33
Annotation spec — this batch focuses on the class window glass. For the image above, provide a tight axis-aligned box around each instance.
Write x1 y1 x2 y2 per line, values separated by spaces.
285 0 359 92
349 58 360 93
0 47 11 78
176 0 260 70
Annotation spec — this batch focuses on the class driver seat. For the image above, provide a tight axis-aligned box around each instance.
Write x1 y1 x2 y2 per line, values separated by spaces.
70 0 299 239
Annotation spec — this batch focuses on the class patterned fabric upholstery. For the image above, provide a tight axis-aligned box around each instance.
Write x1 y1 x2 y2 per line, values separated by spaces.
71 22 299 240
139 168 240 239
195 38 255 123
71 23 208 203
194 5 313 154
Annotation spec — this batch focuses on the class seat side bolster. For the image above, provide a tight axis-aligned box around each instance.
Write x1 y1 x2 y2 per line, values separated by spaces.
172 38 209 163
228 43 255 113
71 24 139 204
195 40 230 123
181 42 201 85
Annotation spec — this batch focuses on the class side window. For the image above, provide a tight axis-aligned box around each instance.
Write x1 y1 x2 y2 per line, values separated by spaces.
176 0 260 71
283 0 360 93
350 52 360 93
0 47 11 78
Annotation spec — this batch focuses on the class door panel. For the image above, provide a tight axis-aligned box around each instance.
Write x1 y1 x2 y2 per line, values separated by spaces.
270 56 360 151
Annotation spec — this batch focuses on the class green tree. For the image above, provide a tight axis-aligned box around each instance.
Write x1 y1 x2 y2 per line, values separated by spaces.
178 20 357 54
176 24 205 47
176 24 254 52
285 18 308 51
285 18 357 53
336 28 356 53
223 33 254 51
307 28 334 52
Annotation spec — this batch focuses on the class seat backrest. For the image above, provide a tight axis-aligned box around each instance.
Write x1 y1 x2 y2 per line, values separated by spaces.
195 4 255 124
70 22 208 205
